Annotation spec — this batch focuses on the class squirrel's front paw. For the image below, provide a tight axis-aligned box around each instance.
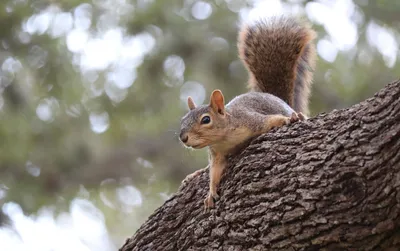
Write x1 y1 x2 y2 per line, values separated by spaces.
182 171 199 185
181 167 209 186
204 194 214 210
203 192 219 211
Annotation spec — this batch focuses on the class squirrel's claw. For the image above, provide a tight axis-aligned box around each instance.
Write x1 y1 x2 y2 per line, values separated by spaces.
297 112 307 121
204 194 214 211
204 192 219 211
289 112 300 123
182 171 198 185
181 167 207 185
290 112 308 123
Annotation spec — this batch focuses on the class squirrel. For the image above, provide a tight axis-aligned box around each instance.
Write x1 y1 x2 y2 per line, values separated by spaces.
179 16 316 210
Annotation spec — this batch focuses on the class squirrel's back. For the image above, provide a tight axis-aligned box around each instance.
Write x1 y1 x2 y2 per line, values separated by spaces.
238 16 316 115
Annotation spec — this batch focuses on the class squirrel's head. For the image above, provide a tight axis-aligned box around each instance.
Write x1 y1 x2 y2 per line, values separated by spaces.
179 90 228 149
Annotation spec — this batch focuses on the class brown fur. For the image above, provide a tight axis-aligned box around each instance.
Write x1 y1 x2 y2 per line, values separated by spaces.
204 150 226 208
263 114 291 131
238 16 316 115
180 16 316 210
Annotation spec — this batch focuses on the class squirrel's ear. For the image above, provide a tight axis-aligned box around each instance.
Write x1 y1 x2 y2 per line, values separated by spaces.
209 90 225 115
187 96 196 110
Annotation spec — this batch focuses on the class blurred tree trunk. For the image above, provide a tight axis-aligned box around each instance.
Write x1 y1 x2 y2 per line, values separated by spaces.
120 81 400 251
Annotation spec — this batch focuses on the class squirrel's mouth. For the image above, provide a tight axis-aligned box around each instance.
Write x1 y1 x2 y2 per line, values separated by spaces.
188 143 207 149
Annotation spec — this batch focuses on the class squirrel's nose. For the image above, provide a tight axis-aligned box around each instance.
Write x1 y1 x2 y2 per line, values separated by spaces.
180 132 188 143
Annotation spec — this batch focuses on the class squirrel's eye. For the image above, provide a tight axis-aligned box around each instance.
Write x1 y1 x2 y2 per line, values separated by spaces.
200 116 211 124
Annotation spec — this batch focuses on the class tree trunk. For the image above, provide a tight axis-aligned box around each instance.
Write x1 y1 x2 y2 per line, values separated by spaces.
120 81 400 251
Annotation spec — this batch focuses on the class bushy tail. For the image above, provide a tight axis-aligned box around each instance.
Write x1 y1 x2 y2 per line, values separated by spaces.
238 16 316 115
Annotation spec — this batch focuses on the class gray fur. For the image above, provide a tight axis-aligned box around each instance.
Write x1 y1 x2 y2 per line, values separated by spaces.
225 92 294 132
180 106 209 134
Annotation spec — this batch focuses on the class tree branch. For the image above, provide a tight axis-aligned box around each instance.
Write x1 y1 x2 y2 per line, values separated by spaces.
120 81 400 251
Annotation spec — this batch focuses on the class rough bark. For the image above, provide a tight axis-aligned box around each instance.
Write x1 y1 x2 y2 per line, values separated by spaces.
120 81 400 251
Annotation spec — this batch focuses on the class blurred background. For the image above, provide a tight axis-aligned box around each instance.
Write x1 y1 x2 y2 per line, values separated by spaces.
0 0 399 250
